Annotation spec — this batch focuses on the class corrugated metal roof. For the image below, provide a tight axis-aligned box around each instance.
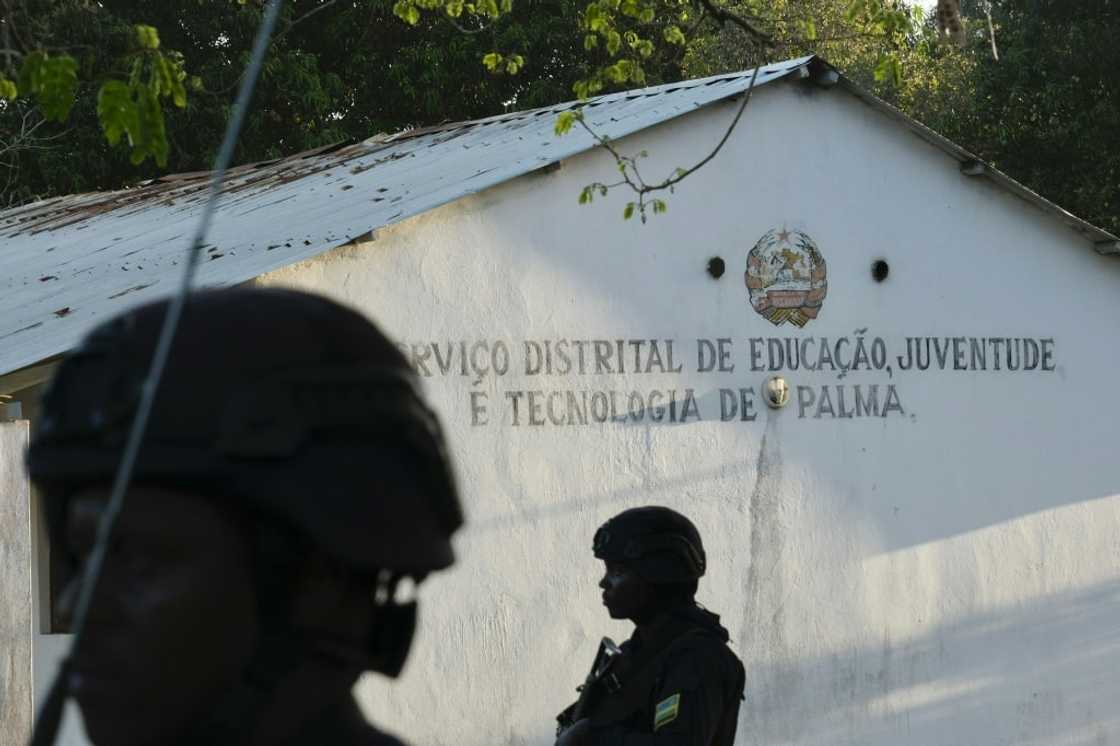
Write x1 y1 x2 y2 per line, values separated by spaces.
0 56 813 381
0 54 1115 383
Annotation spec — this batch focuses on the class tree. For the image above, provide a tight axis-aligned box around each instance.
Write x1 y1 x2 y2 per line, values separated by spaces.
668 0 1119 234
0 0 613 205
923 0 1119 235
0 1 926 212
550 0 924 219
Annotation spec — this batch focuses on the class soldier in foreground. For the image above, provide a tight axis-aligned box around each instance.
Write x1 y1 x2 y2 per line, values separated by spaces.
556 507 745 746
27 287 460 746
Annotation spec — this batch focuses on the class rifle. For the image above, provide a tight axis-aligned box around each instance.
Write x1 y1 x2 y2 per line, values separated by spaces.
556 637 623 737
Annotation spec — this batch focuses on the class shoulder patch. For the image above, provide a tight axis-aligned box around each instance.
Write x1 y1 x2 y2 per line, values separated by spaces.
653 693 681 731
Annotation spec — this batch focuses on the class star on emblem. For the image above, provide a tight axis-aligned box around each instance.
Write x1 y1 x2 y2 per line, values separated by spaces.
776 228 791 243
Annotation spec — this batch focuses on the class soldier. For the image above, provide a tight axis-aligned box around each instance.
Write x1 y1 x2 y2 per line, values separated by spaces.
27 287 461 746
556 507 745 746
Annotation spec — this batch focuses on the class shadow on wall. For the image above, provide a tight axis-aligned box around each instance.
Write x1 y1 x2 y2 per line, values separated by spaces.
739 578 1120 746
501 579 1120 746
466 456 750 536
455 411 1120 746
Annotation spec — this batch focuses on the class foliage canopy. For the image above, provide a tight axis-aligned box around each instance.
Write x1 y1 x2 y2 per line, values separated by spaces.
0 0 1116 234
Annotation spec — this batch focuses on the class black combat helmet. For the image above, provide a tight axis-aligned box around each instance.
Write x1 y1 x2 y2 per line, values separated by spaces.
593 506 706 583
27 287 462 575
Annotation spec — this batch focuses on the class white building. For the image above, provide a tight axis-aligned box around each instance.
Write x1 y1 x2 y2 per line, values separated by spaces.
1 56 1118 746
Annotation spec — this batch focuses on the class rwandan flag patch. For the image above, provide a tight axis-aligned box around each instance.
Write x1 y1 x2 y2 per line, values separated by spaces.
653 693 681 731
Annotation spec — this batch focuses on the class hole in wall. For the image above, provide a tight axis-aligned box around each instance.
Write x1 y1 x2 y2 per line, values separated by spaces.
872 259 889 283
707 257 725 279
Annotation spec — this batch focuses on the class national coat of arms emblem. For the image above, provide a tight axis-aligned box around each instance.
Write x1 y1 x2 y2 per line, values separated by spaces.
745 228 827 327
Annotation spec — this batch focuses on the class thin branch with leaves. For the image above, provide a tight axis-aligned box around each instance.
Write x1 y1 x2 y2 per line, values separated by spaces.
556 0 926 223
567 60 761 222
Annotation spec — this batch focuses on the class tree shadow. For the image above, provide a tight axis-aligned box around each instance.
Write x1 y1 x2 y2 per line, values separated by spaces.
737 578 1120 745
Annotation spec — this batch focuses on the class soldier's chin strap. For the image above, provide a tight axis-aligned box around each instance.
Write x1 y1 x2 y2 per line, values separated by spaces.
29 3 286 745
175 571 419 745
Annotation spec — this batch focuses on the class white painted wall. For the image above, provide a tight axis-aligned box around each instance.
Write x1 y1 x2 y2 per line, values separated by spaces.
256 82 1120 746
22 80 1120 745
9 385 90 746
1 421 33 746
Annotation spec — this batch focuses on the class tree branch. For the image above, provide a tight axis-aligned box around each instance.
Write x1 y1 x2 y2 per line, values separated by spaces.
446 15 494 35
574 61 763 222
985 1 999 61
209 0 344 95
277 0 342 41
693 0 774 49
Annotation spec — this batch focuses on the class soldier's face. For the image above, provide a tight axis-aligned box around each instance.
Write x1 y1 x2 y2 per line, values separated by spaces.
60 486 259 746
599 560 653 621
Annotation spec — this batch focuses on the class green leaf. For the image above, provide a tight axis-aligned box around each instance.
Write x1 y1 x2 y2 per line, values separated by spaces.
652 198 667 214
165 55 188 107
663 25 686 45
578 185 593 204
623 202 636 220
482 52 503 71
584 34 599 50
554 109 580 135
0 76 17 101
135 85 169 166
393 1 421 25
129 57 143 88
135 24 161 50
97 80 141 147
20 53 79 122
153 55 170 97
606 30 622 55
99 78 170 167
16 51 45 94
607 60 630 82
584 5 604 31
873 56 890 83
889 58 902 87
845 0 867 22
873 55 902 87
